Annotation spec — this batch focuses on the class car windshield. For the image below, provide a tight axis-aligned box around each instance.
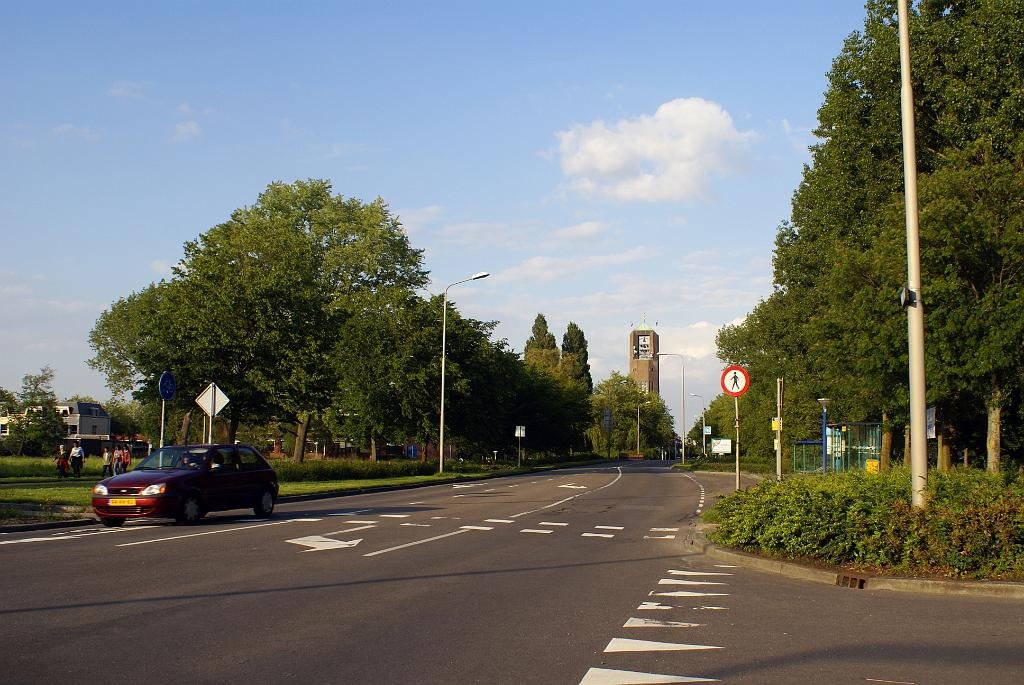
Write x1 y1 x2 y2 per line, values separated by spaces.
135 447 208 471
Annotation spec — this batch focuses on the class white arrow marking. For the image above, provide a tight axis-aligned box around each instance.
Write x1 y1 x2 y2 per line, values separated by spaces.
624 618 702 628
668 570 732 576
604 638 721 653
287 535 362 552
578 667 718 684
651 591 729 598
659 579 727 586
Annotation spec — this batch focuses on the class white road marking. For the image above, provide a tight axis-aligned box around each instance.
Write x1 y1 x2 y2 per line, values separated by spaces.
865 679 915 685
407 501 424 505
323 524 375 535
511 467 623 518
401 523 431 527
693 606 729 611
582 533 614 538
604 638 721 653
595 525 624 530
651 591 730 598
460 525 493 531
713 564 737 568
379 514 410 518
658 579 727 586
644 535 676 540
668 570 732 576
485 519 514 524
452 483 477 489
539 521 568 526
624 618 702 628
363 529 470 557
287 535 362 552
578 667 718 684
521 529 553 534
430 516 448 519
558 484 587 489
650 527 679 532
637 602 675 610
117 519 302 547
338 520 377 524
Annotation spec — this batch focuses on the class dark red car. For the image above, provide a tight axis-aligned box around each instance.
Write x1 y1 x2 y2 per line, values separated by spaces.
92 443 279 527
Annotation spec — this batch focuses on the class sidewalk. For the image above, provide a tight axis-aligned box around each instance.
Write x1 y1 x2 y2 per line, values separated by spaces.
689 523 1024 601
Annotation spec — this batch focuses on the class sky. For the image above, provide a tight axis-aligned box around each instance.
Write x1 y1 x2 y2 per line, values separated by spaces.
1 1 869 437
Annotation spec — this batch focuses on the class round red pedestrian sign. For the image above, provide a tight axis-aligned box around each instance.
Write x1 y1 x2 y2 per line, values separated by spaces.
721 365 750 398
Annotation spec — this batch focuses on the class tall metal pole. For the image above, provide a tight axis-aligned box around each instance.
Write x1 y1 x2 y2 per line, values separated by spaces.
898 0 928 507
438 272 489 475
734 396 740 491
775 378 784 481
690 392 705 458
636 403 641 454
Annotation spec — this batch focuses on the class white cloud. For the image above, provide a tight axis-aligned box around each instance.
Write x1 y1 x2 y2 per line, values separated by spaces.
438 221 522 248
52 123 99 141
149 259 175 277
172 121 201 142
492 246 653 284
551 221 603 241
555 97 756 202
106 80 147 100
177 102 194 115
397 205 444 234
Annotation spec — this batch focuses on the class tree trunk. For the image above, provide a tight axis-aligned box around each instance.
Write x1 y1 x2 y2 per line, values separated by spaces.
904 428 911 466
987 381 1002 473
937 427 950 471
293 413 310 463
180 410 194 445
880 411 892 471
227 417 239 444
369 432 378 462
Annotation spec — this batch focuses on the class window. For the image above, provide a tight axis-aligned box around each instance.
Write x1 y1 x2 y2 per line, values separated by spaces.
68 425 78 435
237 446 265 471
0 424 8 435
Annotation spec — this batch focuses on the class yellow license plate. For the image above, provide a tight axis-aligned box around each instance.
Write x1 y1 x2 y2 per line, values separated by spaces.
109 498 137 506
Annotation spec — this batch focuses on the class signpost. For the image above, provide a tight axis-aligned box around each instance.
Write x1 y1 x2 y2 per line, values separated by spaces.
514 425 525 467
602 408 613 460
196 382 230 443
721 365 750 491
158 371 176 448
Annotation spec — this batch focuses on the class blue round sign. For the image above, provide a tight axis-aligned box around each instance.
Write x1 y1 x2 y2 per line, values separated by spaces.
158 371 176 401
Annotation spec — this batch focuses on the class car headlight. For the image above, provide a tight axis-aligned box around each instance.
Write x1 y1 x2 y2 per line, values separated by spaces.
140 483 166 496
93 484 108 496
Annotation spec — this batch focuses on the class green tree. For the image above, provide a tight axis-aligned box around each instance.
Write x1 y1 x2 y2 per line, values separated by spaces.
524 313 560 372
561 321 593 394
8 367 66 456
587 372 673 457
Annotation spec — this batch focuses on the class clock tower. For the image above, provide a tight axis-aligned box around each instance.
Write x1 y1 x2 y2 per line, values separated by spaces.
628 320 659 394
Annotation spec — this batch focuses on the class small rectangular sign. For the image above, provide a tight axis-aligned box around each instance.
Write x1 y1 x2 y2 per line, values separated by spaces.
711 438 731 455
514 426 525 438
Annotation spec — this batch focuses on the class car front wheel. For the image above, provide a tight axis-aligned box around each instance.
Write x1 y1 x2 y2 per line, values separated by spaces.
176 494 203 524
254 489 275 517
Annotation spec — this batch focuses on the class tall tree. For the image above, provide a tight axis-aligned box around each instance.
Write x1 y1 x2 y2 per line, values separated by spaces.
561 321 593 394
8 367 66 456
523 313 560 372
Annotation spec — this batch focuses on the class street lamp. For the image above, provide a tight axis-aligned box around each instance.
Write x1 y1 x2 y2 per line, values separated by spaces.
817 398 831 473
657 353 684 462
690 392 706 457
438 271 489 474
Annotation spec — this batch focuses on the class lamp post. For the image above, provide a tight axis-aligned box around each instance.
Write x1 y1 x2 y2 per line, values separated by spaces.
657 353 684 462
438 271 489 474
690 392 706 457
817 398 831 473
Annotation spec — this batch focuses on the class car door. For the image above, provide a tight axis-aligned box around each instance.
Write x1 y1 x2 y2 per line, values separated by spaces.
205 445 244 511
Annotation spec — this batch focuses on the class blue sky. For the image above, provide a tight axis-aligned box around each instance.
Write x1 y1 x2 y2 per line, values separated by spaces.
1 1 868 435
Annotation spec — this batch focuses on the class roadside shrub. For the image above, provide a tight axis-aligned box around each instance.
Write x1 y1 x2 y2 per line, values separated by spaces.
705 467 1024 579
269 458 435 482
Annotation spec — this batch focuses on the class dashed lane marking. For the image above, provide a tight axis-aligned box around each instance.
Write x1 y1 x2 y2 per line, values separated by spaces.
582 533 614 538
714 564 738 568
595 525 624 530
650 527 679 532
338 520 377 524
379 514 410 518
658 579 728 586
650 590 730 598
578 667 718 684
539 521 569 526
644 535 676 540
401 523 431 527
485 519 514 524
604 638 722 653
521 529 553 534
668 570 732 576
460 525 493 531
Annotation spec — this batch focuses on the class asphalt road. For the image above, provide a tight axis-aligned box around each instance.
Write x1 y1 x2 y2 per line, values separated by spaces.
1 461 1021 684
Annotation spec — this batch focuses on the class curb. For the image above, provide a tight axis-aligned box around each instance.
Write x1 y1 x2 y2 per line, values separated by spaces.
693 527 1024 601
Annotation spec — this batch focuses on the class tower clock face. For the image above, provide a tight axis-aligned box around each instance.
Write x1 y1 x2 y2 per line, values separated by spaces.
636 334 652 359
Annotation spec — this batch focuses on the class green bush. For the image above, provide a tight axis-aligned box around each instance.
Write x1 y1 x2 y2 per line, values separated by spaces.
269 458 436 482
705 467 1024 579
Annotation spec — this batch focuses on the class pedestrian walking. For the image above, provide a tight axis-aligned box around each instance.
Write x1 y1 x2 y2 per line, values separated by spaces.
101 447 113 478
69 440 85 478
54 444 69 479
112 446 122 475
122 444 132 472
